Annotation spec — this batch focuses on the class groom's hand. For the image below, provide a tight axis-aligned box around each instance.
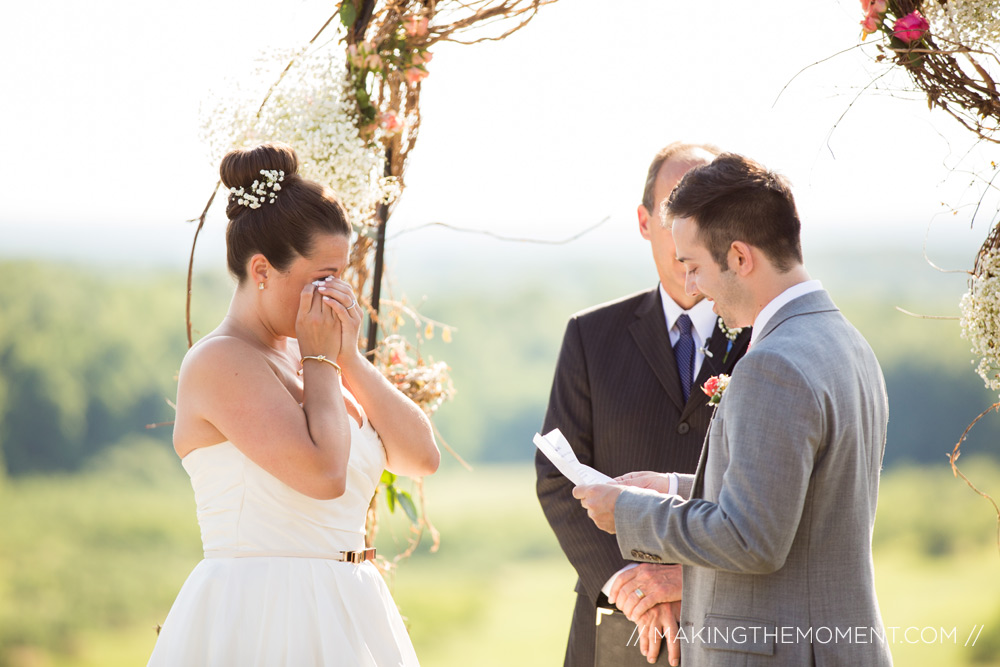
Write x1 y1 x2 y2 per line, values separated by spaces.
609 563 682 621
639 600 682 666
572 484 622 534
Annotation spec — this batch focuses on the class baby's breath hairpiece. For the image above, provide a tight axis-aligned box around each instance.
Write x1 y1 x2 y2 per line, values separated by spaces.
229 169 285 209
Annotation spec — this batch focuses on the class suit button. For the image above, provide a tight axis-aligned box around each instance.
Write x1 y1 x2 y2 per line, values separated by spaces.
630 550 642 559
677 422 690 435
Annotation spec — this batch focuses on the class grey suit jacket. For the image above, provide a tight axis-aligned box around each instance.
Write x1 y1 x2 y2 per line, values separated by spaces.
537 287 750 666
615 290 892 666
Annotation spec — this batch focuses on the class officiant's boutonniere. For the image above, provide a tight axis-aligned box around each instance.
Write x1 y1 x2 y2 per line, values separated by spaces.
718 320 743 363
702 374 731 406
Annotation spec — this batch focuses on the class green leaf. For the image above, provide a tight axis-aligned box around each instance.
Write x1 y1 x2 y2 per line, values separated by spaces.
380 469 396 486
339 2 357 29
386 485 397 513
397 490 419 523
355 87 370 107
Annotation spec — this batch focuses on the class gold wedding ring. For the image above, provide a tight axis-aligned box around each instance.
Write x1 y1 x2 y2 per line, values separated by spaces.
634 587 645 599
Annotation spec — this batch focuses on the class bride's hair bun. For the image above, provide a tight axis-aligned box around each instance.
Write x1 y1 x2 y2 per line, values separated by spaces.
220 142 350 282
221 142 299 217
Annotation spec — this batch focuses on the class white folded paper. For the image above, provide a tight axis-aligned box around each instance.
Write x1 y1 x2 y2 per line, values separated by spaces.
533 428 615 486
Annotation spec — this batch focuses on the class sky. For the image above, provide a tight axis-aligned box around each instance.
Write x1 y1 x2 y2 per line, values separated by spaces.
1 0 997 275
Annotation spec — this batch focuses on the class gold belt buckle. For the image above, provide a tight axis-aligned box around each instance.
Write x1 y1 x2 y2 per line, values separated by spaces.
343 548 376 564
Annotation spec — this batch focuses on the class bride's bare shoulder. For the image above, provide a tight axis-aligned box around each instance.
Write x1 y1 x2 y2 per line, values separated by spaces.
179 333 264 379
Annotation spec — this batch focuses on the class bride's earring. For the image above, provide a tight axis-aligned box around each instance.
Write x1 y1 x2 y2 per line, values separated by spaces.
258 281 265 291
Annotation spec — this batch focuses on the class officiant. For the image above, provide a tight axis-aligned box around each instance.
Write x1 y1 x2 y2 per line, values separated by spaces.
535 142 750 666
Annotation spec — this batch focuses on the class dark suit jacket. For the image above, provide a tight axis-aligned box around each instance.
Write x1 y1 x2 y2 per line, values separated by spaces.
535 286 749 666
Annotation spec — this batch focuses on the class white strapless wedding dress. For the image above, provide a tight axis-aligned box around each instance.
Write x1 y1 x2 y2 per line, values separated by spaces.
147 406 419 666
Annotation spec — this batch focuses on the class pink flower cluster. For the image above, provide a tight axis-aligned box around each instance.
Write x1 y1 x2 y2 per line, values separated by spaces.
859 0 929 45
404 50 432 86
859 0 887 39
402 14 432 87
404 14 429 38
347 41 381 70
380 111 403 135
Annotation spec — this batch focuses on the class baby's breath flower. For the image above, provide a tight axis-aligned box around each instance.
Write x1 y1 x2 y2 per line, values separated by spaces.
924 0 1000 49
960 250 1000 394
229 169 284 208
203 40 395 226
718 319 743 342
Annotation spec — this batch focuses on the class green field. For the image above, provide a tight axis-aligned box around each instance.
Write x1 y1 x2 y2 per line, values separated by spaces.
2 440 1000 666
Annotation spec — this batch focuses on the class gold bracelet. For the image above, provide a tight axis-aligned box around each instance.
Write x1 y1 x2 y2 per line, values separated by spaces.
299 355 342 376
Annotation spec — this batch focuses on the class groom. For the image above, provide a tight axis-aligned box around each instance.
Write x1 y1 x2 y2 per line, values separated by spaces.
574 153 892 666
537 143 749 666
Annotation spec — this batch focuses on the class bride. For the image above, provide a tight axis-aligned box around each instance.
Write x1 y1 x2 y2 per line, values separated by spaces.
147 142 439 666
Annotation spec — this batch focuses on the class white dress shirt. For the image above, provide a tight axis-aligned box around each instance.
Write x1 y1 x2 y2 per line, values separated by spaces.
749 280 823 347
659 285 718 382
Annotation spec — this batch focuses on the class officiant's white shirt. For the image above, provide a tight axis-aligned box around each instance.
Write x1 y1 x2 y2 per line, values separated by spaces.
659 285 717 381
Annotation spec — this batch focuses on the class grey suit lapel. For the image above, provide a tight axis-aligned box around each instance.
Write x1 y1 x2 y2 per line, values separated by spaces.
754 290 839 345
692 425 710 499
628 288 685 413
691 292 835 499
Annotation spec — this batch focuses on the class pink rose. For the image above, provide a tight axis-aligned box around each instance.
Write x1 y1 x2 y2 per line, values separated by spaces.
404 67 428 86
872 0 887 13
365 53 383 70
411 50 433 66
404 15 429 37
701 374 731 405
893 10 929 44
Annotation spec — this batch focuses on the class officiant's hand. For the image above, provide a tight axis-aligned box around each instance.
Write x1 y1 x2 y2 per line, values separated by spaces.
638 600 682 666
609 563 681 621
616 471 674 494
572 484 622 534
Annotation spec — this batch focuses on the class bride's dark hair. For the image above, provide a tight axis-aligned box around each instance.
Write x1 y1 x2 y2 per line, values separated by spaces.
220 142 351 282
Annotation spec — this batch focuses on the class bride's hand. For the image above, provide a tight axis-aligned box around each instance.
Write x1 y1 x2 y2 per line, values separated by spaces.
295 282 343 360
315 278 363 366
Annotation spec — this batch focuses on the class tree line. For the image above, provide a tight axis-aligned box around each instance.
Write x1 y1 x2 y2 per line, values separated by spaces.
0 259 995 476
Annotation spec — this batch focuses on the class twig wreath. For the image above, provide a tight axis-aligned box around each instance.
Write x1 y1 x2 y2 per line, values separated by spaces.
857 0 1000 547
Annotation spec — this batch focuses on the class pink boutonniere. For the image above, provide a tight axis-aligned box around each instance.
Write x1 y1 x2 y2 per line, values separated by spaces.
702 374 731 406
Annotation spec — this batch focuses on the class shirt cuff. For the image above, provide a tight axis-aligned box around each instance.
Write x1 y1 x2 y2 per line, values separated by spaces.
601 563 639 598
667 472 678 496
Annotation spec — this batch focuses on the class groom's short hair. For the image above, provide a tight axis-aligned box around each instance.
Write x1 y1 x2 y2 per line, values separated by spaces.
665 153 803 272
